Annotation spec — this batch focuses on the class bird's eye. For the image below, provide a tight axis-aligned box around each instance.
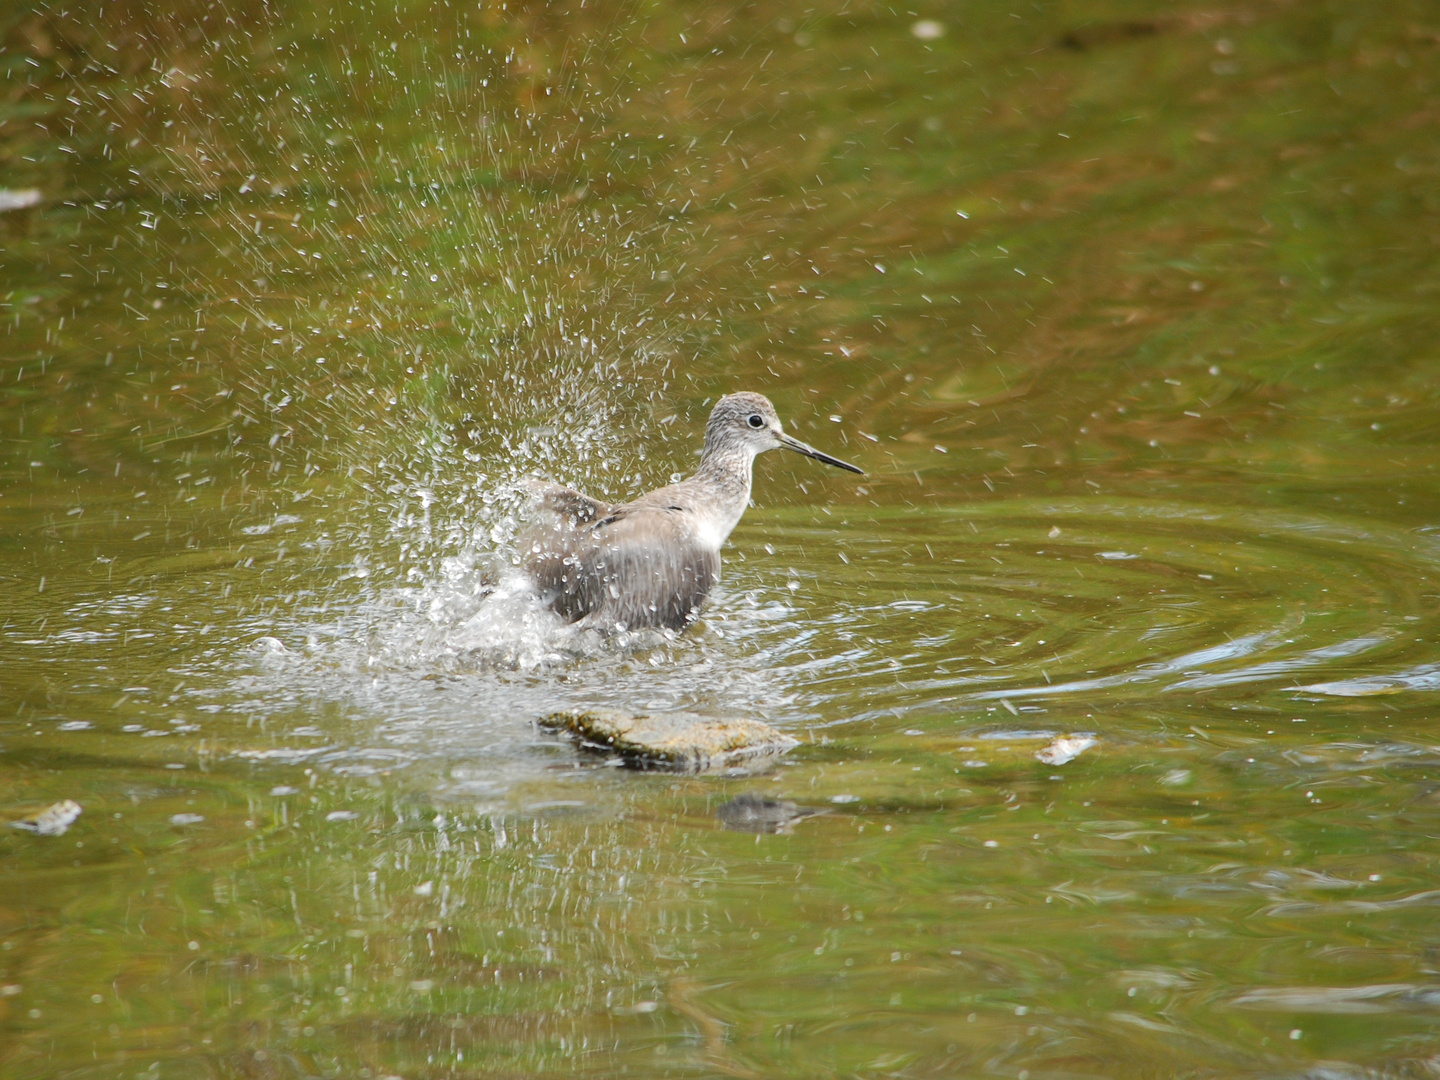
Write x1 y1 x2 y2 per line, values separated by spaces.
747 414 764 429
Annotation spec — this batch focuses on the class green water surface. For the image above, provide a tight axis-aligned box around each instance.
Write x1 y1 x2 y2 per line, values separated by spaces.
4 0 1440 1076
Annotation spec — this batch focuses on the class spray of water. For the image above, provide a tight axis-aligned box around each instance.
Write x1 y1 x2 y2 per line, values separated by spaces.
71 2 742 666
9 3 831 792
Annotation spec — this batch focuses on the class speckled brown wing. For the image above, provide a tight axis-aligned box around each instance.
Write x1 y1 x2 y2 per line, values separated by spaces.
520 483 620 622
526 503 720 631
576 507 721 631
522 480 616 525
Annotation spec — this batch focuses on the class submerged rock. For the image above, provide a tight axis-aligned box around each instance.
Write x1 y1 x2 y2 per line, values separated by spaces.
716 792 827 833
544 708 798 772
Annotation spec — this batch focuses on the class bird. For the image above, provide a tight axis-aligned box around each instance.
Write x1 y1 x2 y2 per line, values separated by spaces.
521 391 862 633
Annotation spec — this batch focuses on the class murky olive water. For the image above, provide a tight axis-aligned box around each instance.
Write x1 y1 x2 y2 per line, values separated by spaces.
4 1 1440 1076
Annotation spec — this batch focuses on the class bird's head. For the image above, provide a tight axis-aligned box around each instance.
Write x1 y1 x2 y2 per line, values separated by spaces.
704 392 863 473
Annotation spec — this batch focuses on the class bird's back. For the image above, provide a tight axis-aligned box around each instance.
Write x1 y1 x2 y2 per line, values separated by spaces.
522 480 723 631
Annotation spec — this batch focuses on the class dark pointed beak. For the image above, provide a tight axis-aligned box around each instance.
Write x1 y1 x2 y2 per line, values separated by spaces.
777 431 864 474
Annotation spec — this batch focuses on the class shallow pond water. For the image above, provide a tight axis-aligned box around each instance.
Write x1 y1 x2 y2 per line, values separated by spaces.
3 0 1440 1076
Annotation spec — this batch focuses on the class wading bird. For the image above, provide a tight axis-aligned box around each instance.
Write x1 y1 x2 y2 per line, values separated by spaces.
524 392 862 632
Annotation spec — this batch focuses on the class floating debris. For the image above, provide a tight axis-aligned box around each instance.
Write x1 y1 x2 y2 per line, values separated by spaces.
1230 983 1435 1013
544 708 797 772
1035 735 1097 766
11 800 82 836
716 792 827 833
0 189 42 212
612 1000 658 1015
170 813 205 825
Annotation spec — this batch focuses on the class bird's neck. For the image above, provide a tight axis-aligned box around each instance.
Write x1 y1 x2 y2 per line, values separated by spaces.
689 443 757 548
694 442 756 497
